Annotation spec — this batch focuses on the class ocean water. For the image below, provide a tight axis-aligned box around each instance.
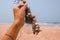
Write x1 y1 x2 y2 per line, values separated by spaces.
39 22 60 26
24 22 60 27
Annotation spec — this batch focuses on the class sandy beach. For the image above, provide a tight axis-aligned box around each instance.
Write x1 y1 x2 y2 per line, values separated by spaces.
0 23 60 40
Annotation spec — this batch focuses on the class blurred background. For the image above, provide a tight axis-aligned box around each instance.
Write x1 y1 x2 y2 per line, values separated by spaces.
0 0 60 25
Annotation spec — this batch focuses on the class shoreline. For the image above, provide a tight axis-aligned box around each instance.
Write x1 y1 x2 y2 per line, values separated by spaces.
0 23 60 27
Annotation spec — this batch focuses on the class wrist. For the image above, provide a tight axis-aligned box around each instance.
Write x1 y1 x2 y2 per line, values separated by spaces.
14 20 19 24
13 19 23 28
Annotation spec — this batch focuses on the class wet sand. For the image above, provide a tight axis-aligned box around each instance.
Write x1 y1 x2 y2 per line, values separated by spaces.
0 24 60 40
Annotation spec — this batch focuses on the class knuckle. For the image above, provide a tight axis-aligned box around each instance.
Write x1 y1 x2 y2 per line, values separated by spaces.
13 7 16 10
13 7 17 10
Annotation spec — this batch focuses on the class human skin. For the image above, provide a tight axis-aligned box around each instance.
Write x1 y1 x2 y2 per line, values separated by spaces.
2 3 27 40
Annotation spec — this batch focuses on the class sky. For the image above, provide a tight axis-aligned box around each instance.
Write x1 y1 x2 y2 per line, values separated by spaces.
0 0 60 23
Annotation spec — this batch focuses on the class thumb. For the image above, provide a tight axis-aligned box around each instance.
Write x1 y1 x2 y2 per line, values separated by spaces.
20 3 27 11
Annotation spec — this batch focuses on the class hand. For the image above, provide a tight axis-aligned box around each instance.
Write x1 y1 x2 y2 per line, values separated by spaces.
2 3 27 40
13 3 27 27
